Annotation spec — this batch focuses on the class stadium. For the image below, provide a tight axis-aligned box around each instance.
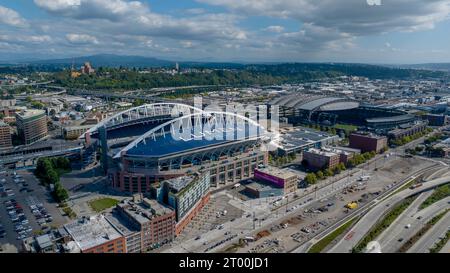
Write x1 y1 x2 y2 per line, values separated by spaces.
81 104 273 194
268 94 416 131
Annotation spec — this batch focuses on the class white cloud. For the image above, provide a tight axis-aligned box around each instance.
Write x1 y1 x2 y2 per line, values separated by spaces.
181 41 194 48
0 34 52 44
34 0 248 43
199 0 450 48
66 33 99 44
264 25 284 33
0 5 28 27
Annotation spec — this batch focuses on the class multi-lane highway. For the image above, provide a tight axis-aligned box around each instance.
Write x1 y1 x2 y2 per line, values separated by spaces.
407 207 450 253
378 197 449 253
328 175 450 253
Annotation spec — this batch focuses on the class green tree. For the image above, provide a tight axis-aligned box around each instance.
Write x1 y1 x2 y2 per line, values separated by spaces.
316 170 324 180
305 173 318 185
325 168 334 177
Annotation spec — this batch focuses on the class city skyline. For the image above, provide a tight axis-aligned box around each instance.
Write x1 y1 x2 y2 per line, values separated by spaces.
0 0 450 64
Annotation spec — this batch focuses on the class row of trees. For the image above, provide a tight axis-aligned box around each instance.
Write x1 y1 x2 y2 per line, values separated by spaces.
35 157 71 202
390 128 433 146
304 151 377 186
346 151 377 168
268 153 297 167
305 162 347 185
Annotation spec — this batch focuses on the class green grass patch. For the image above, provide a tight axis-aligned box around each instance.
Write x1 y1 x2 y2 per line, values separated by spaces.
398 209 448 252
88 197 120 212
308 217 358 253
352 195 417 253
334 124 358 132
391 177 421 196
419 184 450 210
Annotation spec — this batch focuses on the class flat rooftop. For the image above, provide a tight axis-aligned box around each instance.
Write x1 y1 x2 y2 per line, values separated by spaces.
118 198 173 225
105 212 139 237
305 148 338 157
278 127 336 151
64 215 122 251
245 180 283 191
350 132 386 139
165 175 196 193
255 166 298 180
16 109 45 119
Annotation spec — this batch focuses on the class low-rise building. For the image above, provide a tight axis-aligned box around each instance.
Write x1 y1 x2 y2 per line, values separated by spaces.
325 146 361 165
64 215 126 253
387 121 428 140
276 126 339 156
303 148 340 170
349 132 387 153
115 195 175 251
254 166 298 194
244 180 284 198
62 125 93 140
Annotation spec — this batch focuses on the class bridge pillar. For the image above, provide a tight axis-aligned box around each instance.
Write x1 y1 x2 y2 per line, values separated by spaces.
85 132 91 145
99 126 108 175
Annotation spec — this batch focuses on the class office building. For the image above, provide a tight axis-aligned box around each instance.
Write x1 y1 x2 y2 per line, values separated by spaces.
0 121 12 150
15 109 48 145
303 148 340 170
349 132 387 153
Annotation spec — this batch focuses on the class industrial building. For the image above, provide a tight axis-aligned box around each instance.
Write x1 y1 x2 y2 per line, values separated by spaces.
15 109 48 145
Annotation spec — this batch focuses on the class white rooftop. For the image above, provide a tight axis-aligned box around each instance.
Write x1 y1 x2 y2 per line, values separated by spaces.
64 215 122 251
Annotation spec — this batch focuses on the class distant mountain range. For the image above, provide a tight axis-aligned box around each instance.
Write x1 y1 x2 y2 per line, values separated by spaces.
25 54 175 68
1 54 450 81
0 54 248 69
385 63 450 72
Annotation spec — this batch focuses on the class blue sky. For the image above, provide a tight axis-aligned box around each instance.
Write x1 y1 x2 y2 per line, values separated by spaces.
0 0 450 64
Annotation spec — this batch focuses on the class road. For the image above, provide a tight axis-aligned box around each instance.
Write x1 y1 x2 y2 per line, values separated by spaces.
374 191 433 251
440 240 450 253
407 206 450 253
378 197 450 253
292 163 442 253
328 175 450 253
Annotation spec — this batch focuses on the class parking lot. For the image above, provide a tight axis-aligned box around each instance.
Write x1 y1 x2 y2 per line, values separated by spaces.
0 170 67 248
